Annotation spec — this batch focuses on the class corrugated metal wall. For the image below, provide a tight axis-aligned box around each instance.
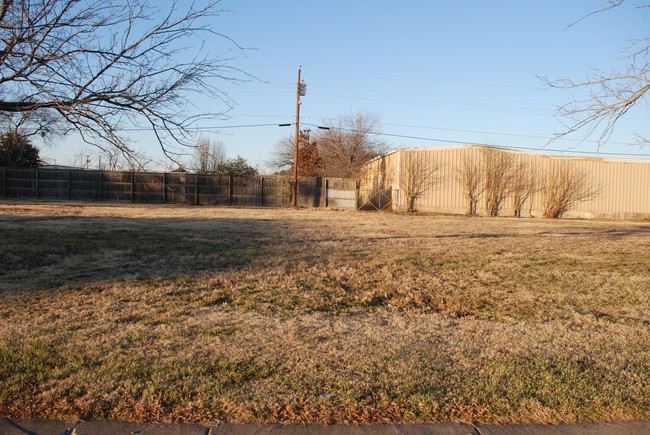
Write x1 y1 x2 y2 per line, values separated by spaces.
360 145 650 218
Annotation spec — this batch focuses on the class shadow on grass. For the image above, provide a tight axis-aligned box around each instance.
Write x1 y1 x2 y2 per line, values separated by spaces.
2 210 650 319
1 208 649 423
0 214 289 291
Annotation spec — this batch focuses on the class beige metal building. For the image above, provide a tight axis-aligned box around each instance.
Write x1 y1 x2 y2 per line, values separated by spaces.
359 145 650 219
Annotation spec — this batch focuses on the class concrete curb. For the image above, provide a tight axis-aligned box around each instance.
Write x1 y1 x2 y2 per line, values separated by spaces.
207 423 474 434
1 419 649 435
474 421 650 434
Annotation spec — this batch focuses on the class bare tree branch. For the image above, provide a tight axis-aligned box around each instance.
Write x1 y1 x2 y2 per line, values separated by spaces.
542 68 650 147
268 134 295 173
0 0 248 161
399 151 442 212
191 137 226 173
565 0 624 29
456 154 483 216
544 0 649 148
511 158 537 217
541 162 599 218
316 111 386 178
481 147 514 216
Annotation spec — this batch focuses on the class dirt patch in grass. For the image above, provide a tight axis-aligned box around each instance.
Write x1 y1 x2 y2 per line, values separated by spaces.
0 202 648 424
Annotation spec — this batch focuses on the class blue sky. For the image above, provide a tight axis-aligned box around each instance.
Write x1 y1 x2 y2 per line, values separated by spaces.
41 1 650 171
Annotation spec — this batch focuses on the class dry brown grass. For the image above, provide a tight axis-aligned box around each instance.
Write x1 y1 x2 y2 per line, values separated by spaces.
0 202 648 425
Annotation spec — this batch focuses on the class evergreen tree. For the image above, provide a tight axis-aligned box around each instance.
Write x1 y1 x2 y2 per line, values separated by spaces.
216 156 257 176
0 132 41 167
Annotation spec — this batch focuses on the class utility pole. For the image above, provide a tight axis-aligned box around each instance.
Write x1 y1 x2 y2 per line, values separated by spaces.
292 67 306 208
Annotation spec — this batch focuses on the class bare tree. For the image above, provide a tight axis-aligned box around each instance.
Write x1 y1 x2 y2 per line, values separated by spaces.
541 163 598 218
268 129 321 176
0 0 245 160
192 138 227 174
125 153 154 172
268 136 295 173
543 1 650 147
100 147 124 171
456 154 483 216
482 147 514 216
316 111 386 178
68 147 92 169
398 152 442 212
297 131 323 177
511 159 537 217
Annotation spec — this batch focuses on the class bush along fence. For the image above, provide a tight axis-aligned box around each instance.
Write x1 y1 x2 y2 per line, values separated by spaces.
0 167 359 209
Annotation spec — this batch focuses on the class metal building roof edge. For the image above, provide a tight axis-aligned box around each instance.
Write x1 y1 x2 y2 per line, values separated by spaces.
363 144 650 166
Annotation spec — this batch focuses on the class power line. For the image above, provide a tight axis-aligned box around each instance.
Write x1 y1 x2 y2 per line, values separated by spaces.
186 121 650 158
379 123 640 147
299 116 645 147
300 122 650 158
114 123 288 132
96 120 650 159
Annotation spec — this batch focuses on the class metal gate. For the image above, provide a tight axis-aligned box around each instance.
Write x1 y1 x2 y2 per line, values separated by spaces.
358 188 392 211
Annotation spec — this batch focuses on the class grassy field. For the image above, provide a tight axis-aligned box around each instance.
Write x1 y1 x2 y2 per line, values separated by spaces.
0 202 648 425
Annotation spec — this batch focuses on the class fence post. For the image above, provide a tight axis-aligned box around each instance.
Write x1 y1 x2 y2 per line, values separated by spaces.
288 180 293 208
162 172 167 204
229 176 233 206
325 178 329 208
194 174 199 205
131 172 135 203
99 170 103 202
356 181 360 210
296 179 300 207
260 176 264 206
33 169 38 199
